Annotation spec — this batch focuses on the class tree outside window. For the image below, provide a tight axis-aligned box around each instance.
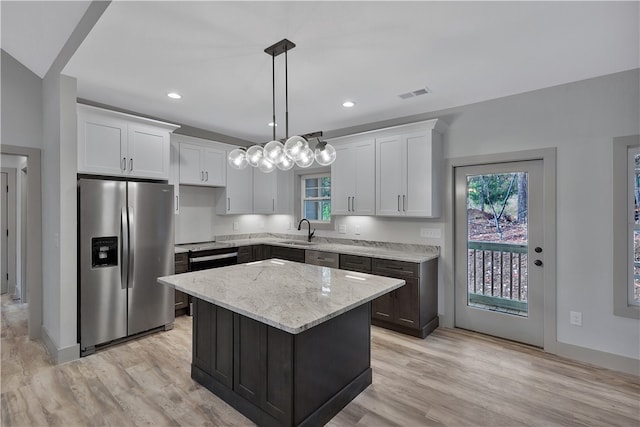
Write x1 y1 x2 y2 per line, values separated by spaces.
301 174 331 222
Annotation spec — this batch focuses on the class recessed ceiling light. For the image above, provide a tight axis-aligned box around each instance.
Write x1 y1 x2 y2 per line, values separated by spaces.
268 122 277 127
167 92 182 99
342 100 356 108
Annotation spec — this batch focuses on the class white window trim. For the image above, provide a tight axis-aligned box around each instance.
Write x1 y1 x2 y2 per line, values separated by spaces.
613 135 640 318
301 172 331 224
293 166 334 231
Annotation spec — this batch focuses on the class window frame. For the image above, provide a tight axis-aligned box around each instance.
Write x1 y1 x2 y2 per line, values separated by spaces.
613 135 640 319
300 172 331 224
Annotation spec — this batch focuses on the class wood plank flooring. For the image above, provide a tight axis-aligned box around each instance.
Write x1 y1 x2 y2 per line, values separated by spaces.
2 295 639 426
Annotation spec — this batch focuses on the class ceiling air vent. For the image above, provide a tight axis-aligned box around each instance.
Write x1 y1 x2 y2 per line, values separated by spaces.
398 86 431 100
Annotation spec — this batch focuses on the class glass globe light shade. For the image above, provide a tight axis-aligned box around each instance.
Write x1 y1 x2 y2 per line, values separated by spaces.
284 135 308 161
257 157 276 173
275 154 295 171
263 140 285 164
314 143 337 166
228 148 248 170
246 145 264 167
295 146 315 168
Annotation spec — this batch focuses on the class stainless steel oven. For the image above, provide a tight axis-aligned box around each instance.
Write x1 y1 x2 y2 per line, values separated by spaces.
189 248 239 271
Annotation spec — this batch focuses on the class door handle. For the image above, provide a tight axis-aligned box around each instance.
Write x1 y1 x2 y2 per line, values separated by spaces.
129 158 133 171
120 207 128 289
534 260 543 267
352 196 355 212
205 171 209 181
127 206 135 288
227 197 231 211
201 171 204 181
397 195 401 211
403 195 406 212
348 196 351 212
122 157 126 171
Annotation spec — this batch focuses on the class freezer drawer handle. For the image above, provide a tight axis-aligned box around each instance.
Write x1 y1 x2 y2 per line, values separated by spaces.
190 252 238 263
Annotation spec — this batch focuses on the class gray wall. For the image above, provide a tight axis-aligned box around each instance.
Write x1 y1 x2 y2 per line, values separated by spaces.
1 50 43 149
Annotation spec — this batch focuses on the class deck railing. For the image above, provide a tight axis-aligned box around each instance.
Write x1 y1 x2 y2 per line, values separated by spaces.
467 241 528 313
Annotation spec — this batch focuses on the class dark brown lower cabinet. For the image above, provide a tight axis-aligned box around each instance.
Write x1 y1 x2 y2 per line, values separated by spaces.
191 298 372 427
237 245 271 264
340 254 438 338
174 252 190 316
269 246 305 263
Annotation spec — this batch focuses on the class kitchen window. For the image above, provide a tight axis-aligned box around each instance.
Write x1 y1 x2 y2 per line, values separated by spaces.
613 135 640 319
301 173 331 222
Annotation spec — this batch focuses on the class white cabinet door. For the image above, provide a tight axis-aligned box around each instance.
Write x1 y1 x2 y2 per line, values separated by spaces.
77 104 178 179
331 144 355 215
78 111 128 176
179 143 204 185
352 139 375 215
405 132 431 217
275 169 293 214
203 147 226 186
127 124 170 179
253 170 277 213
219 163 253 214
376 135 404 216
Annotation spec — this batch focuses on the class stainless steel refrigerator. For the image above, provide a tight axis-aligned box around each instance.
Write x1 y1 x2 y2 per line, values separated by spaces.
78 178 174 356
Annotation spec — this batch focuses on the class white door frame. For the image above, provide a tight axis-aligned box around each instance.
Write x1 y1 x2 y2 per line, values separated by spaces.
443 147 557 352
1 145 42 341
1 167 17 296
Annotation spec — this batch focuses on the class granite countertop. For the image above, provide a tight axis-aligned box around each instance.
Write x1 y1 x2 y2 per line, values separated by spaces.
158 259 405 334
175 236 439 263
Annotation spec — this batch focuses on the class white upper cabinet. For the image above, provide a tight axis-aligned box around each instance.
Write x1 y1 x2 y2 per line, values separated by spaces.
375 119 446 218
330 138 375 216
77 104 179 180
253 169 293 214
178 141 226 187
216 156 253 214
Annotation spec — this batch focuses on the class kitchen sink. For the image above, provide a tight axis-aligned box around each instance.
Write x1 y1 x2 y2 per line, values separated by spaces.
277 240 317 246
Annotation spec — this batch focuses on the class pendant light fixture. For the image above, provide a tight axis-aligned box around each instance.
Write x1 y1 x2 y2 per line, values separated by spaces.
228 39 336 172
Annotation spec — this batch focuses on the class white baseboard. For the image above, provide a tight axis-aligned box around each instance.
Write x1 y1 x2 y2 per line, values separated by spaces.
553 341 639 377
40 325 80 364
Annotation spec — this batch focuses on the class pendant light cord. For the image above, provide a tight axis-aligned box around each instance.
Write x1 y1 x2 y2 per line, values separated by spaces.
285 47 289 139
272 54 276 141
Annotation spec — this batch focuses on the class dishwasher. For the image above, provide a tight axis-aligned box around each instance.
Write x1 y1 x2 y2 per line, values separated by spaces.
305 250 339 268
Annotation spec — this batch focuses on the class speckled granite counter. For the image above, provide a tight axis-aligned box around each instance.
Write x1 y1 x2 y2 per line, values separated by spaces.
158 258 405 334
176 235 439 263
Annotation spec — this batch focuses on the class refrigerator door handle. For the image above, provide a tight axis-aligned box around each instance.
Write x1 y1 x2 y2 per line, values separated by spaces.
127 206 135 288
120 207 129 289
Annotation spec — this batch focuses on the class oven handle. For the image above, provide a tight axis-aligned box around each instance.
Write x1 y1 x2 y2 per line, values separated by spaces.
190 252 238 263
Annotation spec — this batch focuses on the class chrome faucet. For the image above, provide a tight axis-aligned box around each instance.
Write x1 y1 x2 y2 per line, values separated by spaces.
297 218 315 242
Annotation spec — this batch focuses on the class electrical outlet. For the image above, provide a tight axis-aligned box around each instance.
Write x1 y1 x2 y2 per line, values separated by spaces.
420 228 441 239
354 225 361 235
339 224 347 234
287 222 292 230
233 222 239 231
570 311 582 326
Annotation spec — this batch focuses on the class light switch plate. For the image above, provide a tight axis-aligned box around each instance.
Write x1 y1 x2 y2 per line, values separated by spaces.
354 225 361 235
339 224 347 234
570 311 582 326
233 222 239 231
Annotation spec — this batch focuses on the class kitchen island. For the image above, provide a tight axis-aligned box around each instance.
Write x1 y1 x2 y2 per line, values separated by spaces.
158 259 405 427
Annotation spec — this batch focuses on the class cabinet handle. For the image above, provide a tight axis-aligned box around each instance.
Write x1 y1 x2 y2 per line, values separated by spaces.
205 171 209 181
403 195 406 212
227 197 231 210
129 158 133 171
347 196 351 212
122 157 126 170
352 196 355 212
375 312 390 317
272 198 275 211
397 195 401 211
201 171 204 181
176 195 179 209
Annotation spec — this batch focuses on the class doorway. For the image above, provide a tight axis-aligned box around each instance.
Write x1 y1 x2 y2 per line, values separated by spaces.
2 171 8 294
455 160 545 347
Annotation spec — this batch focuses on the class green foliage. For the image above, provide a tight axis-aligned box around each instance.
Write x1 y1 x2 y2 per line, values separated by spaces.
467 174 517 211
321 201 331 221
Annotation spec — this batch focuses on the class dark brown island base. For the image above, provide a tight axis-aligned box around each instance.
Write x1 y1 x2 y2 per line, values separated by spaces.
158 259 404 427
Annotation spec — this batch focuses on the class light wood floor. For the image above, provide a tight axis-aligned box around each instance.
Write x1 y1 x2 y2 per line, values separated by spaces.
2 295 639 426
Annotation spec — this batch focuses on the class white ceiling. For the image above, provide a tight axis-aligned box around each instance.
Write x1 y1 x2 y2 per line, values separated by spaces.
6 2 640 143
1 1 91 78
